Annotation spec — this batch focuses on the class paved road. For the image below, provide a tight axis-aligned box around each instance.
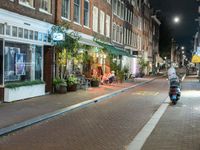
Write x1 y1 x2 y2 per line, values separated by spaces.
142 77 200 150
0 78 169 150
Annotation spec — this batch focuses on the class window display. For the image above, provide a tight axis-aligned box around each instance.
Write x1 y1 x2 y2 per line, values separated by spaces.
4 41 43 83
0 39 3 85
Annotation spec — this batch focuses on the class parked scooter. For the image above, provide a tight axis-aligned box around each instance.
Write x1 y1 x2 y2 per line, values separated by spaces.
169 78 181 104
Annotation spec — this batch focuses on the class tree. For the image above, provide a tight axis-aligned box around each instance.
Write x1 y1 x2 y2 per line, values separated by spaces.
51 21 80 79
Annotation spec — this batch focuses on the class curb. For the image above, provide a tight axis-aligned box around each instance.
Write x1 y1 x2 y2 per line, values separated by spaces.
0 77 159 136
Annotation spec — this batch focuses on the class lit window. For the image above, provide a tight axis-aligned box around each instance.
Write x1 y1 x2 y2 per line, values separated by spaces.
62 0 70 19
19 0 34 7
84 0 89 26
74 0 80 23
40 0 51 13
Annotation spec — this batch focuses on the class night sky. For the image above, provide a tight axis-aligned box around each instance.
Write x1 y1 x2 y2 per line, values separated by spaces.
150 0 199 52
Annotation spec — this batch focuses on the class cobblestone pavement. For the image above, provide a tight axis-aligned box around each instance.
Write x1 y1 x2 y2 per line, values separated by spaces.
142 76 200 150
0 78 152 129
0 78 168 150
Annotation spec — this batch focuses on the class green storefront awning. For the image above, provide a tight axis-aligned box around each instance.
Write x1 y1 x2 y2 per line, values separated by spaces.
96 42 132 57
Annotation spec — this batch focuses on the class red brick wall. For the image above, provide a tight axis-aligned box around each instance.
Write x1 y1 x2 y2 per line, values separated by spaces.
0 0 56 24
0 87 4 102
43 46 53 93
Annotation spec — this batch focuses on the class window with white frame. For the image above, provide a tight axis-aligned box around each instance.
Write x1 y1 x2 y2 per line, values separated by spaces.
92 6 98 32
116 26 120 42
62 0 70 19
6 25 11 36
84 0 89 27
117 0 121 16
106 15 110 37
74 0 81 23
121 3 124 19
120 27 123 43
113 24 116 41
19 0 34 7
100 10 105 35
12 26 17 37
40 0 51 13
0 24 4 35
113 0 117 14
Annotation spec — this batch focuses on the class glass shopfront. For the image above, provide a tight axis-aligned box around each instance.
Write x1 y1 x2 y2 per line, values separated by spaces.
4 41 43 83
0 39 3 85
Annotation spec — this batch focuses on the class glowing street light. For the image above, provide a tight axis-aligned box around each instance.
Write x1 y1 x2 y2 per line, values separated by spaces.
181 46 185 50
173 16 180 24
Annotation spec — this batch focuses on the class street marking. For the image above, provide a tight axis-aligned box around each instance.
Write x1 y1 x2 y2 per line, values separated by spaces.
131 91 159 96
127 97 170 150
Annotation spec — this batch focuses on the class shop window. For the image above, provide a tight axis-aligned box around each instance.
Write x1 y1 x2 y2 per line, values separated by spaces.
18 28 23 38
38 32 43 41
40 0 51 13
35 46 42 80
43 33 47 42
0 39 3 85
34 31 38 40
0 24 4 35
19 0 34 7
12 26 17 37
24 29 28 39
4 41 43 83
6 25 11 36
29 30 34 40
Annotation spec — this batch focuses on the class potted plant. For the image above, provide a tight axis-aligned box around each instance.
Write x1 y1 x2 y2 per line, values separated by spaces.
66 75 78 91
117 70 125 83
91 76 100 87
53 78 67 94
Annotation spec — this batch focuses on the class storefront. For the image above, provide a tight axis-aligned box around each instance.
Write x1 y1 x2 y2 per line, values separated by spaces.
0 9 52 102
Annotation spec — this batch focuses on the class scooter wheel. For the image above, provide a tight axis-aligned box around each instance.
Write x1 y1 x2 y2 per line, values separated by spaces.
172 101 177 105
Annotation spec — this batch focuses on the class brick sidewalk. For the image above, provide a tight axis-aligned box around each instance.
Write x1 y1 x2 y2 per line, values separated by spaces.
0 77 154 130
142 76 200 150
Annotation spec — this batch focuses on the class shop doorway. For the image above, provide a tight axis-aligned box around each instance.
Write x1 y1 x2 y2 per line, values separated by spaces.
43 46 53 93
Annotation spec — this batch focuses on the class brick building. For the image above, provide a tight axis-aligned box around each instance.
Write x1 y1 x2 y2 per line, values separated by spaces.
0 0 56 102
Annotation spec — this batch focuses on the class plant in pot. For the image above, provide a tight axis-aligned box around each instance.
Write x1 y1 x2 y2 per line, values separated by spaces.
91 75 100 87
53 78 67 94
117 70 125 83
66 75 78 91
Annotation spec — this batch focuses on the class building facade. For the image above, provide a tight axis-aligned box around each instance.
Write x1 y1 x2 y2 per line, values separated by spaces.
0 0 56 102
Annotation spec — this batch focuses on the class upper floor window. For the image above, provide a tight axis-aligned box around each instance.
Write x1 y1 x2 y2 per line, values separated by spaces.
74 0 81 23
40 0 51 13
62 0 70 19
19 0 34 7
106 15 110 37
93 6 98 32
84 0 89 27
113 0 117 14
100 10 105 35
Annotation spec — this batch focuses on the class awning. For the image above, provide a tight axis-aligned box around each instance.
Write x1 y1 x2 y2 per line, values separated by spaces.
78 38 102 48
96 42 132 57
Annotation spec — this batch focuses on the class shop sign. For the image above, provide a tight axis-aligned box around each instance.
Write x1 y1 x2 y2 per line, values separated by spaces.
53 33 64 41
